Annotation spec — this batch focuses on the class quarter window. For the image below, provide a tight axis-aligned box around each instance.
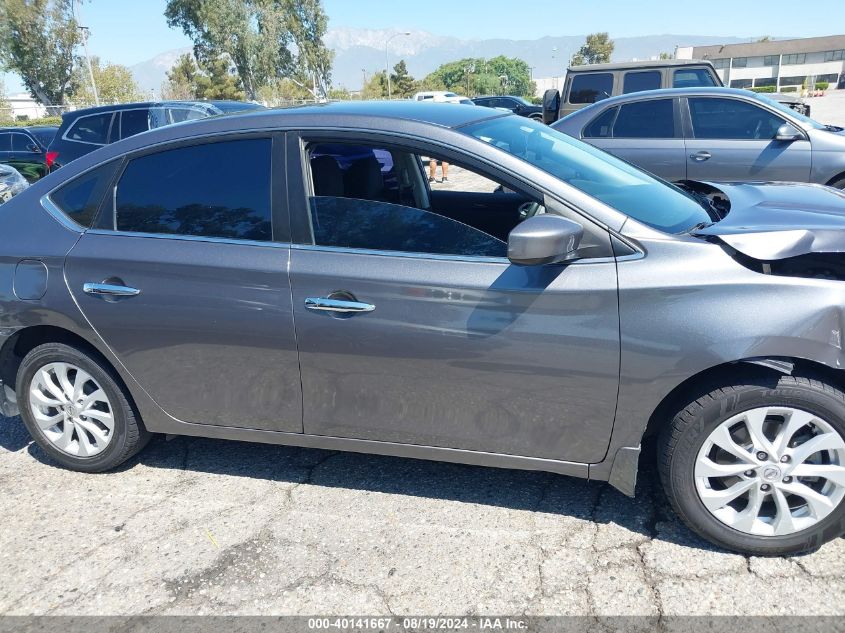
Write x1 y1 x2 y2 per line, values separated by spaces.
622 71 661 94
688 98 785 140
50 162 119 228
113 139 272 241
65 112 113 145
583 107 618 138
569 73 613 104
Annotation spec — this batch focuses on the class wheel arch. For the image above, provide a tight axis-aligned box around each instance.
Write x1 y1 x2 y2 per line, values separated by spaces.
825 171 845 188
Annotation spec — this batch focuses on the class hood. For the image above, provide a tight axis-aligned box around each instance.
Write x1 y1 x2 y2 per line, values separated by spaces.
694 181 845 260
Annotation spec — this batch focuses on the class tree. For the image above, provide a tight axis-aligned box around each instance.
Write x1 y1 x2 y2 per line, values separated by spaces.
659 51 673 60
164 0 333 101
72 56 144 105
571 32 614 66
390 60 415 98
0 0 82 114
421 56 534 97
162 53 198 100
195 56 245 100
0 78 11 123
361 70 388 100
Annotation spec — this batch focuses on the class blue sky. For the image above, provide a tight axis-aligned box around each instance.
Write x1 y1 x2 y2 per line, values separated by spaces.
4 0 845 94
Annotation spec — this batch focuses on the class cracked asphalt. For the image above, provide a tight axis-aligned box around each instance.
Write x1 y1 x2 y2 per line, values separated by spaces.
2 413 844 617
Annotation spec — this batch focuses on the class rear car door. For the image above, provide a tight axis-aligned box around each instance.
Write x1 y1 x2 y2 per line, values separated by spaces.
286 131 621 463
9 131 47 182
583 98 687 181
62 134 302 432
684 96 812 182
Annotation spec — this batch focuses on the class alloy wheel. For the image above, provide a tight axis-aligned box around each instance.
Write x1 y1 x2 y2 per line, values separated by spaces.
28 362 115 457
695 406 845 537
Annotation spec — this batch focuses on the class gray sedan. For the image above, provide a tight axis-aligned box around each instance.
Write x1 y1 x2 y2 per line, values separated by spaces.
552 87 845 188
2 101 845 556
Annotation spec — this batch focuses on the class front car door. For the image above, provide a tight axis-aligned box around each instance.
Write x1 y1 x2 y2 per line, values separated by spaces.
285 130 621 463
62 134 301 432
684 96 812 182
582 97 687 182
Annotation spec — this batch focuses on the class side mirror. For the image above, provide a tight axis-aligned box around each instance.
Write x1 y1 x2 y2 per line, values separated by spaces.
542 89 561 124
507 214 584 266
28 144 42 153
775 123 803 142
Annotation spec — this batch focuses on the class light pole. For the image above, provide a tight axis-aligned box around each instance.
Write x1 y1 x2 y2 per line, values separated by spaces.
74 0 99 106
385 32 410 99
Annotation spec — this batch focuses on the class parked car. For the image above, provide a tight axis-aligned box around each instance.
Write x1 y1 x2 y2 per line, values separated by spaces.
0 164 28 203
472 95 543 120
0 126 58 182
552 87 845 188
46 100 265 170
543 59 809 121
3 101 845 556
412 91 473 104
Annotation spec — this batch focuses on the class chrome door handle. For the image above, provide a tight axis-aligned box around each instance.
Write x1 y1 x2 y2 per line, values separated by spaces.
83 282 141 297
690 151 712 161
305 297 375 313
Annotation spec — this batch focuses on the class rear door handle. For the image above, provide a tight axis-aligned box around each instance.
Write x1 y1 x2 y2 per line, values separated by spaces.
305 297 375 314
83 282 141 297
690 151 712 162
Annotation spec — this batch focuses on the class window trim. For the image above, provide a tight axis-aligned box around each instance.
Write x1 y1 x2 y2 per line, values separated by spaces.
93 131 286 243
581 97 681 140
286 129 616 263
681 95 801 142
61 111 116 147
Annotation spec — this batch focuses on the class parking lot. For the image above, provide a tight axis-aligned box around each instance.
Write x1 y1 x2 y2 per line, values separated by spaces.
804 89 845 127
1 412 844 617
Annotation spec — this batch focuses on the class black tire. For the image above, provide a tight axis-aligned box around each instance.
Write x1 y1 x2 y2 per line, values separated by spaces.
658 372 845 555
17 342 150 472
830 177 845 190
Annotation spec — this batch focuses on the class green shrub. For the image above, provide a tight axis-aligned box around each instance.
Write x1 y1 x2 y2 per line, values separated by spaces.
816 82 829 91
780 86 798 92
750 86 776 93
3 117 63 127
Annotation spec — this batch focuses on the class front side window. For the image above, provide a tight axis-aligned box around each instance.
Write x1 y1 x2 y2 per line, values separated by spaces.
11 133 37 152
113 138 272 241
305 142 546 258
622 71 661 94
673 68 718 88
569 74 613 104
688 97 785 140
50 162 119 227
66 113 113 145
464 115 711 234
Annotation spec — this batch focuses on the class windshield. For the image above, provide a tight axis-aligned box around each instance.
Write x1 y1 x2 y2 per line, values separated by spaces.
462 116 712 233
751 93 826 130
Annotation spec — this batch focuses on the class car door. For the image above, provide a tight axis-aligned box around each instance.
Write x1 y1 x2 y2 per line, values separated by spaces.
583 98 687 182
684 96 812 182
9 131 47 182
62 134 302 432
286 131 621 463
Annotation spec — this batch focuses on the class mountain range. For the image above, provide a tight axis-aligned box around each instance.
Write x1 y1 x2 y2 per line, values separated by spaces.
130 28 773 95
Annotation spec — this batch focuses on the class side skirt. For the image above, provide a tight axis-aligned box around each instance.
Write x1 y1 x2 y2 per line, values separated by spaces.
158 420 591 481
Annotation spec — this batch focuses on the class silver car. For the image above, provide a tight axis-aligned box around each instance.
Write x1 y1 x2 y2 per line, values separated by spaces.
552 87 845 189
2 102 845 556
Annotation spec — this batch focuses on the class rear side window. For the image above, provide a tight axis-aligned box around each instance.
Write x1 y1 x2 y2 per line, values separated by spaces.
11 133 36 151
119 109 151 140
569 73 614 104
688 97 785 140
623 71 661 94
673 68 718 88
613 99 675 138
65 112 113 145
114 138 272 241
50 162 119 228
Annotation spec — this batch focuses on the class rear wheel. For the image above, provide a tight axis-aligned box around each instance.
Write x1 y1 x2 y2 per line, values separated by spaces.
17 343 150 472
658 374 845 555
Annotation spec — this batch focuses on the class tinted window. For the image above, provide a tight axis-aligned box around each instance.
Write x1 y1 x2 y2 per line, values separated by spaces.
623 71 661 94
689 98 785 140
673 68 718 88
50 162 119 227
474 98 491 107
0 133 10 151
120 109 150 139
569 74 613 104
29 128 57 147
11 133 36 151
115 139 272 241
613 99 675 138
168 107 206 123
583 107 618 138
66 112 113 144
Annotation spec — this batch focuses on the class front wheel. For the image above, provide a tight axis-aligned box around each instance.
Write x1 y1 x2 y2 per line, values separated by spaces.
658 373 845 555
17 342 150 472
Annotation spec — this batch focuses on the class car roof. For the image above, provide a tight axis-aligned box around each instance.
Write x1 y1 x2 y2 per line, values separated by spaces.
569 86 763 109
59 100 255 119
567 59 716 72
0 126 58 132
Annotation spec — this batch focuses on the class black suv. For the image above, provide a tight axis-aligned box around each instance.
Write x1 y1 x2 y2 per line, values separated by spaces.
0 126 58 182
46 100 264 170
471 95 543 120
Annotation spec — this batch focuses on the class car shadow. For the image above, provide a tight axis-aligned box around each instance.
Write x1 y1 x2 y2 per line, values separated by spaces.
0 414 796 553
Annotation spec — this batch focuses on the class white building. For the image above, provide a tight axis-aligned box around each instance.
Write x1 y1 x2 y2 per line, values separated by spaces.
676 34 845 92
2 93 48 120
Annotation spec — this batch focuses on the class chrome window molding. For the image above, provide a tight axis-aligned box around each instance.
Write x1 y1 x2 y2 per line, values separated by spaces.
61 111 115 147
84 228 289 249
39 194 84 234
